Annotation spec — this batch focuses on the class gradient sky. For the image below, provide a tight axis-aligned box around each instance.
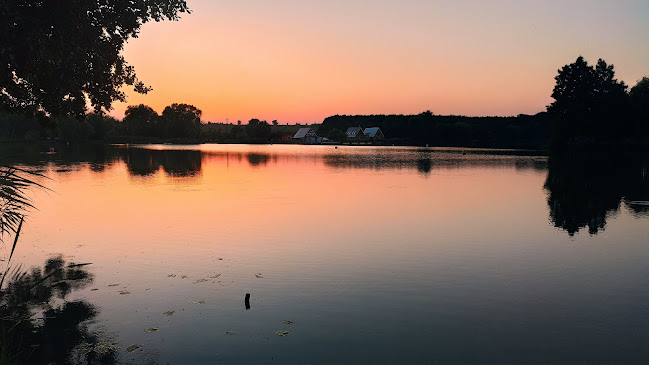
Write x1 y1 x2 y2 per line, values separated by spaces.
111 0 649 123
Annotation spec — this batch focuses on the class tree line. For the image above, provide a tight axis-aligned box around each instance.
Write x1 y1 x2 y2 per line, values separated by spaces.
1 55 647 148
1 0 647 148
0 103 300 143
0 103 200 143
320 57 648 148
319 111 551 148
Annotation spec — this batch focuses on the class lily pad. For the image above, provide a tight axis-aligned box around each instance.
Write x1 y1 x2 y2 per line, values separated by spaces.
254 273 263 278
108 283 119 287
125 344 142 353
283 320 295 325
276 330 291 336
193 278 209 284
118 290 131 295
225 331 236 335
144 327 158 333
163 311 175 316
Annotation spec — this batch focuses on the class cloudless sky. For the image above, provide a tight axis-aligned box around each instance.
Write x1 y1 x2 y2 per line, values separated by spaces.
111 0 649 123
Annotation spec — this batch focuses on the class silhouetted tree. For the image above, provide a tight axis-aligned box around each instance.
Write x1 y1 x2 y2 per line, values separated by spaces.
86 113 119 140
630 77 649 137
326 128 347 143
246 119 271 142
159 103 202 138
0 1 190 119
55 116 95 142
124 104 159 137
547 56 628 143
271 120 279 126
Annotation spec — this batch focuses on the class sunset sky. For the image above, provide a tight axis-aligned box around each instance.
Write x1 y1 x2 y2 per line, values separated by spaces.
111 0 649 124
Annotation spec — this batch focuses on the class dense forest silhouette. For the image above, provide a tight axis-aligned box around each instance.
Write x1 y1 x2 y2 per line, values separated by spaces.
319 111 551 148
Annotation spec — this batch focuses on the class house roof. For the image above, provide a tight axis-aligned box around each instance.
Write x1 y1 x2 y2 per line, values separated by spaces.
363 127 383 138
293 127 315 139
345 126 363 137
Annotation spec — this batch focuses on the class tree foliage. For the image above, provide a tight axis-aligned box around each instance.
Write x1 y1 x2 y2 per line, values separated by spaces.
160 103 202 138
246 119 271 142
630 77 649 136
0 0 190 118
547 56 628 141
124 104 159 136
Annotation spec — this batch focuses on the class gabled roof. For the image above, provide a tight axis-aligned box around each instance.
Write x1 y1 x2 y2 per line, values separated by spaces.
345 126 363 137
363 127 383 138
293 127 315 139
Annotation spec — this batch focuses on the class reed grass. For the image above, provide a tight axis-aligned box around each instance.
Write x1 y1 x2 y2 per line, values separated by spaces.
0 166 49 289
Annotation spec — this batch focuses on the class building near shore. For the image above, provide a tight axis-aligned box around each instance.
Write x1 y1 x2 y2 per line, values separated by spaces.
293 127 319 144
363 127 385 141
345 126 367 142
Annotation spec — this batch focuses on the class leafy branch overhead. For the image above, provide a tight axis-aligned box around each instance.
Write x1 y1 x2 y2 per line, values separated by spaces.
0 0 190 118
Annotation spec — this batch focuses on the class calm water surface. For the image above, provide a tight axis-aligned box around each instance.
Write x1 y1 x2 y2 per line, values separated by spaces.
8 144 649 364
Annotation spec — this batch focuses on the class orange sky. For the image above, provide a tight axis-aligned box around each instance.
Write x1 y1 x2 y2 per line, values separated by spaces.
110 0 649 124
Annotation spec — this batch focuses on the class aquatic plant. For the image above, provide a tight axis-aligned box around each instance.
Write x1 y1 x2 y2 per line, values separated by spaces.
0 166 47 287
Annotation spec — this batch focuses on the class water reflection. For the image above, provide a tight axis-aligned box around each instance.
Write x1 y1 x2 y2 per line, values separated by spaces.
545 148 649 235
246 153 269 167
122 148 202 178
319 148 547 173
0 256 119 364
2 143 649 363
6 143 649 237
2 144 549 178
416 158 432 174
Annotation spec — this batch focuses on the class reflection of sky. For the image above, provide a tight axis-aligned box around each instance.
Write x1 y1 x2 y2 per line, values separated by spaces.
13 145 649 363
112 0 649 123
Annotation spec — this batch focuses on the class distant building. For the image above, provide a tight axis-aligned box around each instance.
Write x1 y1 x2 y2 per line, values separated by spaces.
363 127 384 141
293 127 319 144
345 126 367 142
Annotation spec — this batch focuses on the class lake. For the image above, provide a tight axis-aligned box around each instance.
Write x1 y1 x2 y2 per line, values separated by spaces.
3 144 649 364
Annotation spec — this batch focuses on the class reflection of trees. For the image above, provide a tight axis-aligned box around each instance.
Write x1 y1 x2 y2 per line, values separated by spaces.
247 153 270 167
122 148 202 178
1 256 118 364
545 148 649 235
416 158 432 174
124 147 159 176
322 149 546 174
159 150 202 177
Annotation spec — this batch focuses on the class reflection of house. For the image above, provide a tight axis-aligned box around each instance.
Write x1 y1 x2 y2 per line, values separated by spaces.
363 127 384 141
293 127 319 144
345 126 367 142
